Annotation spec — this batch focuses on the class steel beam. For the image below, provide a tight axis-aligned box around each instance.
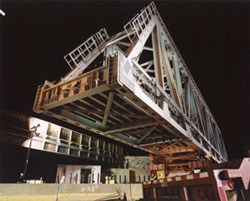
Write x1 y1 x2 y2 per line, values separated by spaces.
160 45 181 107
77 99 117 125
137 125 158 144
140 138 182 147
152 26 164 88
99 93 134 122
103 121 158 135
39 85 109 111
117 41 153 51
101 91 114 129
60 109 101 129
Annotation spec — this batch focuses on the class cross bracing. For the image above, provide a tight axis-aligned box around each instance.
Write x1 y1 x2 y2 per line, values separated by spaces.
33 2 227 166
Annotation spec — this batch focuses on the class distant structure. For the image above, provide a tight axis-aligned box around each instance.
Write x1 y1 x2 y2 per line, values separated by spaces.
0 112 123 165
56 165 101 184
33 2 227 170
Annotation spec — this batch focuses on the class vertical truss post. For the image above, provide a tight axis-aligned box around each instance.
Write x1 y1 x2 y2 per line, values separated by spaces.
172 55 184 108
152 26 164 88
193 94 207 135
184 79 191 118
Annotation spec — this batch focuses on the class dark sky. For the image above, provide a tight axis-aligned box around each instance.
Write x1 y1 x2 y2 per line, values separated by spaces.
0 0 249 160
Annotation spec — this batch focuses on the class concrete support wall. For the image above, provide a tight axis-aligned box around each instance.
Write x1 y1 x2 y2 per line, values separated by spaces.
0 183 143 201
109 168 150 183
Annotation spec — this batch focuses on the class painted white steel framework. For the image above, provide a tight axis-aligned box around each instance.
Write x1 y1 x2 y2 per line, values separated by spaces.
33 2 227 165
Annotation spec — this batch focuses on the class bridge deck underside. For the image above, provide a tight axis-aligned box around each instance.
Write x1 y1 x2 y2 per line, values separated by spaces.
37 79 201 164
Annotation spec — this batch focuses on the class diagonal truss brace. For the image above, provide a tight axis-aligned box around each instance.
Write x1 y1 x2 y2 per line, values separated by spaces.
137 125 158 144
101 91 114 129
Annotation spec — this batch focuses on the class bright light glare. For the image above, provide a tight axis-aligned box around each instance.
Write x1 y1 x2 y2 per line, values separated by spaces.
0 9 6 16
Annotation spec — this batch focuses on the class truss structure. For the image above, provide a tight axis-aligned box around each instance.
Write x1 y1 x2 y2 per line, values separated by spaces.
33 2 227 166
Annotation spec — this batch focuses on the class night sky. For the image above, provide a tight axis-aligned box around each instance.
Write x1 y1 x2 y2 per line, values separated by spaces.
0 0 249 160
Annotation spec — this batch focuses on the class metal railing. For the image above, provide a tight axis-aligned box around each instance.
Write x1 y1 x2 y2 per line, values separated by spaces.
124 2 157 43
64 28 109 70
36 66 109 109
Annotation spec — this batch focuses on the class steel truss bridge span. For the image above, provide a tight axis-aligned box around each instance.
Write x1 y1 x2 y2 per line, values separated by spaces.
33 2 227 169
